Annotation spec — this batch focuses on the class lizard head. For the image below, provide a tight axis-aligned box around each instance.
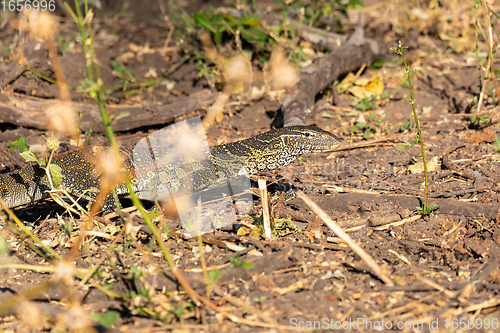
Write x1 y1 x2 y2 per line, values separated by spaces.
278 126 341 154
213 125 342 173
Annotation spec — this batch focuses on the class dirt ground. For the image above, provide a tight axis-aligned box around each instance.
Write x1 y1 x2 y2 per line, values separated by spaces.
1 0 500 332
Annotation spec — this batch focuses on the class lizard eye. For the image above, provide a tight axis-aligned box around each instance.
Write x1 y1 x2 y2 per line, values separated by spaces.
304 132 311 137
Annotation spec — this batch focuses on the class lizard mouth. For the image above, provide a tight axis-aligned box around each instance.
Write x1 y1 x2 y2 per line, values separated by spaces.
310 141 341 153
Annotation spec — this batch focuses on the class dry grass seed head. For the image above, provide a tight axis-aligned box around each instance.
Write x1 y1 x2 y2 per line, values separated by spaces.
95 148 125 191
222 54 252 90
53 261 75 282
58 306 92 331
199 30 220 64
266 48 299 92
45 132 60 152
45 103 78 138
20 10 60 42
16 302 44 329
164 121 207 161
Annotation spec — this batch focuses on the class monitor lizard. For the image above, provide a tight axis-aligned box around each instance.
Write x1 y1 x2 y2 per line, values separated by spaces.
0 126 341 213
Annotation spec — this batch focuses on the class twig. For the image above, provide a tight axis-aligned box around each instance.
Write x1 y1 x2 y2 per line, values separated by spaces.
457 297 500 314
327 134 414 154
323 184 384 195
258 179 272 239
272 277 312 296
372 215 421 231
296 190 393 286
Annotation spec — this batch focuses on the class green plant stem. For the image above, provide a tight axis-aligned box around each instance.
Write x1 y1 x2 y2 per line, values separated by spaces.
397 42 429 213
25 65 59 85
123 182 174 267
68 0 93 80
68 0 234 317
71 0 176 268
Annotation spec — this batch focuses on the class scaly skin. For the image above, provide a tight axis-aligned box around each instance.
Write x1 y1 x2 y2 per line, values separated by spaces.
0 126 341 210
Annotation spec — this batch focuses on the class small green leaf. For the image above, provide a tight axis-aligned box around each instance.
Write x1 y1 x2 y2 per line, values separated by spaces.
237 15 261 27
185 219 194 232
394 144 407 151
417 203 439 216
208 269 219 282
240 261 254 269
229 255 254 269
140 286 149 298
112 61 134 80
254 295 268 302
90 310 120 329
20 150 38 163
370 60 387 70
428 203 440 212
363 129 371 139
103 283 114 291
240 26 269 42
10 137 30 153
321 112 337 119
48 164 63 188
213 31 222 45
148 209 160 220
0 235 8 257
400 121 413 131
479 114 490 124
350 124 357 134
194 12 216 33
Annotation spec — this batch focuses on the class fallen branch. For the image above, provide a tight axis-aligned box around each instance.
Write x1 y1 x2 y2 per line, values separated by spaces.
282 16 379 126
0 90 218 133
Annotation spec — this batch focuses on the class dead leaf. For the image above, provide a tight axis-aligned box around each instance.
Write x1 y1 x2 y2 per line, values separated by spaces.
408 156 439 174
348 76 385 99
337 72 356 92
364 77 384 96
